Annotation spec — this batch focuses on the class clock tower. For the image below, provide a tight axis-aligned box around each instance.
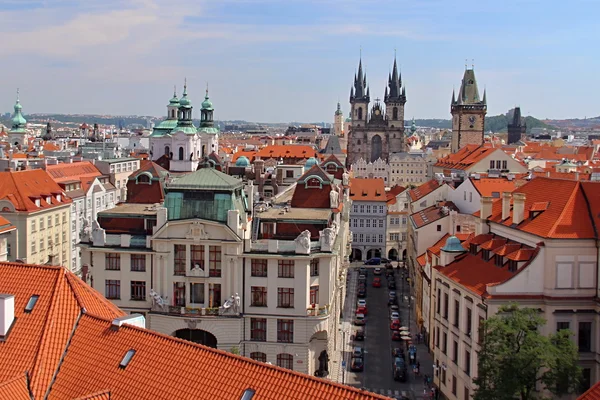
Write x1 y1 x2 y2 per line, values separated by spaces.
450 66 487 153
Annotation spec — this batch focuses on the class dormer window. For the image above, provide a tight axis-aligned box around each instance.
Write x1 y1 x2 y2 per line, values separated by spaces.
306 178 321 188
46 196 51 204
35 199 41 207
56 195 62 202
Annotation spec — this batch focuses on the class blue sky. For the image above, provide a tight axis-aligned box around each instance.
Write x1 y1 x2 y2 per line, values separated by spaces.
1 0 598 123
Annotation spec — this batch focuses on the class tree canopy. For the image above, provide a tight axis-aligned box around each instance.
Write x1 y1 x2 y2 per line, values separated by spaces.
473 304 581 400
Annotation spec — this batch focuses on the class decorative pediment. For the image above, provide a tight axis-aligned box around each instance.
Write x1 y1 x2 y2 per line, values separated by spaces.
186 221 209 240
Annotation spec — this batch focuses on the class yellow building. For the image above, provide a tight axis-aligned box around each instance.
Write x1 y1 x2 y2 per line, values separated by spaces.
0 169 72 268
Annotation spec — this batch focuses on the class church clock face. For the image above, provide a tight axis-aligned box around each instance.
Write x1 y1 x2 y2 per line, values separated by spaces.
468 115 476 128
375 109 381 116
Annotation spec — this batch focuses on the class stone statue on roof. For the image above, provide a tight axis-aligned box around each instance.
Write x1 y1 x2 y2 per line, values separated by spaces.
342 171 350 186
329 189 339 208
149 289 168 312
295 230 311 254
320 227 336 252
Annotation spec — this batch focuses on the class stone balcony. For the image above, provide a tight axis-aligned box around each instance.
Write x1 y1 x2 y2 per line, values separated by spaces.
150 304 242 318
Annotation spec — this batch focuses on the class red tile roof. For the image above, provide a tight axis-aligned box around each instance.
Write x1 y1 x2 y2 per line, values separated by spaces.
386 185 406 205
0 262 387 400
480 238 507 251
470 177 519 197
408 179 442 201
487 177 600 239
470 234 493 245
255 145 317 161
291 165 335 209
46 161 102 183
493 243 521 256
0 169 71 212
411 203 458 228
349 178 387 202
0 216 15 234
434 144 497 170
578 381 600 400
505 248 536 261
0 374 31 400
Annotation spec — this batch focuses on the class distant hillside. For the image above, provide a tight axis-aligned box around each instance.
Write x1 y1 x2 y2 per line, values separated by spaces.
412 119 451 129
484 115 557 133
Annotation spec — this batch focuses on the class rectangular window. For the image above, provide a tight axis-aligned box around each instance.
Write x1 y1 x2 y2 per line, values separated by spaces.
310 259 319 276
502 160 508 170
130 254 146 272
366 205 371 213
454 299 460 327
557 321 570 332
352 219 357 228
452 376 457 396
174 244 186 275
191 245 204 270
365 234 370 243
580 368 592 394
277 319 294 343
130 281 146 301
359 205 364 213
466 307 472 335
39 238 44 251
209 246 222 277
359 219 364 228
478 316 485 343
379 234 383 243
251 286 268 307
437 289 441 314
286 170 293 178
442 332 448 354
54 233 59 246
465 350 471 376
453 340 459 363
437 224 442 232
278 260 294 278
190 283 205 303
208 283 221 307
489 160 495 169
578 322 592 352
62 212 67 223
310 285 319 305
251 259 268 277
173 282 186 307
359 233 363 242
277 288 294 308
402 216 407 225
31 219 36 232
55 214 59 225
496 160 502 169
379 205 384 213
464 387 470 400
444 293 449 319
48 216 52 228
251 318 267 341
379 219 384 228
105 280 120 299
366 219 371 228
435 327 439 347
106 253 120 270
62 231 66 243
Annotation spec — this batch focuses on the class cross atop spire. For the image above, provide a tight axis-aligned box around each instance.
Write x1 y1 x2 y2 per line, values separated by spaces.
173 85 177 97
16 88 19 101
206 82 209 97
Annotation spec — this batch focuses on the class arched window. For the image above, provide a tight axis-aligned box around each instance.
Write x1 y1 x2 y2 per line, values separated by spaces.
171 109 175 119
358 107 363 120
250 352 267 362
178 147 184 160
165 146 170 156
276 353 294 370
357 140 361 145
393 107 398 120
137 174 150 184
306 178 321 188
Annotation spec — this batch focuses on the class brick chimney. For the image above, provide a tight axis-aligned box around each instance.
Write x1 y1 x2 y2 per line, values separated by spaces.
0 294 15 338
480 196 493 220
513 193 526 225
502 192 512 221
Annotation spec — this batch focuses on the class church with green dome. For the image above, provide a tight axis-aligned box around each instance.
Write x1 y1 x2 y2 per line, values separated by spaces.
8 90 31 147
150 81 220 172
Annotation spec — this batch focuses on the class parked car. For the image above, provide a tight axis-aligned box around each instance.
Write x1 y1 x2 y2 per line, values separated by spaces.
389 291 397 298
356 306 368 315
350 356 364 372
388 296 398 306
373 267 382 275
354 313 366 326
388 281 397 290
390 304 400 313
352 346 364 358
357 299 367 307
357 288 367 298
381 257 391 264
391 331 402 341
390 320 401 330
359 266 368 275
355 329 365 341
372 278 381 288
358 274 367 282
392 347 405 358
393 357 408 382
390 311 400 320
364 258 381 265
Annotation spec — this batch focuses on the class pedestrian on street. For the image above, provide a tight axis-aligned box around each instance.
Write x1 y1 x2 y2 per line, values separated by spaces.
423 374 429 387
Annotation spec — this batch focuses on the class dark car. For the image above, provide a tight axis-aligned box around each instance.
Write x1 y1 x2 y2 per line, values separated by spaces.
359 266 368 275
358 288 367 298
390 304 400 313
355 329 365 341
381 258 391 264
393 357 408 382
364 258 381 265
388 296 398 306
392 347 405 358
388 281 397 290
350 356 364 372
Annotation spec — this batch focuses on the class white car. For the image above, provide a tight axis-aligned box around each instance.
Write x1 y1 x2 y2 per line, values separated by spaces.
374 267 382 275
357 299 367 307
390 311 400 321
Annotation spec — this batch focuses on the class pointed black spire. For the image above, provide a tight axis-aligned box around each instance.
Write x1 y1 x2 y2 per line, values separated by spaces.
351 57 369 101
452 89 456 105
386 55 403 101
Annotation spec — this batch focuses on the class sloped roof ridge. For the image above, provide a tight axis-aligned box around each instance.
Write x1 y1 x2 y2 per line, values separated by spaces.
64 272 125 319
546 181 581 237
0 373 31 400
75 313 389 399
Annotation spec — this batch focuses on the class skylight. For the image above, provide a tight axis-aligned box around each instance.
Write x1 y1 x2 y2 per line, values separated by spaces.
119 349 136 369
24 295 39 313
240 389 256 400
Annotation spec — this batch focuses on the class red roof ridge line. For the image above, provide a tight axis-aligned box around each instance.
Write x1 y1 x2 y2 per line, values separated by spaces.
546 181 580 237
76 313 390 399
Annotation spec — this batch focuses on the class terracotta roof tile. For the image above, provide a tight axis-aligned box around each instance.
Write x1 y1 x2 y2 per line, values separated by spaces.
408 179 442 201
529 201 549 212
410 203 458 228
0 216 16 234
470 177 519 197
469 234 494 246
0 169 72 212
479 238 507 251
0 374 31 400
255 145 317 161
493 243 521 256
434 144 497 170
48 314 389 400
291 165 335 209
578 380 600 400
349 178 387 202
73 390 111 400
505 248 535 261
46 161 102 183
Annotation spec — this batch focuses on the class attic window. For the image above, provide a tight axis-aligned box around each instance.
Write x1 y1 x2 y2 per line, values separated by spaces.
119 349 136 369
24 295 39 313
491 192 500 198
240 389 256 400
56 195 61 202
46 197 51 204
35 199 41 207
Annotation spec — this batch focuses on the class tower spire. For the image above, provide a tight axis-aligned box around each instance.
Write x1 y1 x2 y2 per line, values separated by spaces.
173 85 177 97
206 82 209 97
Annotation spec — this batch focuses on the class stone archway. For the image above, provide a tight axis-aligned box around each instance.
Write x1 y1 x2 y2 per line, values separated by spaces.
174 328 218 348
371 135 382 162
402 249 407 261
309 330 328 377
366 248 382 260
388 248 399 261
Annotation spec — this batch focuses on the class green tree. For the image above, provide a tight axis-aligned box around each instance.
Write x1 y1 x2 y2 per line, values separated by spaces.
473 304 581 400
229 346 240 355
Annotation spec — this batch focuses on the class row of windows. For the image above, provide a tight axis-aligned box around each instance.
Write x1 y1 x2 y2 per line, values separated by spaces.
30 233 68 254
353 233 384 243
389 217 408 226
173 245 222 276
250 286 319 307
434 327 472 377
489 160 508 170
351 205 386 214
250 318 294 343
389 233 407 241
250 352 294 369
391 170 425 175
250 259 319 278
30 213 68 232
351 218 385 229
106 253 147 271
106 280 222 307
110 161 139 174
557 320 593 353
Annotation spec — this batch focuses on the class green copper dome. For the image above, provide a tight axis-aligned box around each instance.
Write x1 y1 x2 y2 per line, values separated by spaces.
345 111 352 122
201 91 213 111
441 236 466 253
335 102 343 116
235 156 250 167
179 82 192 108
169 91 180 106
11 96 27 129
410 118 417 134
304 157 318 171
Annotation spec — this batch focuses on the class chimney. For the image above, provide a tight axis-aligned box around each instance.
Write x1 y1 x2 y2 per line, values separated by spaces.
513 193 526 225
480 196 493 220
502 192 512 221
0 294 15 337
